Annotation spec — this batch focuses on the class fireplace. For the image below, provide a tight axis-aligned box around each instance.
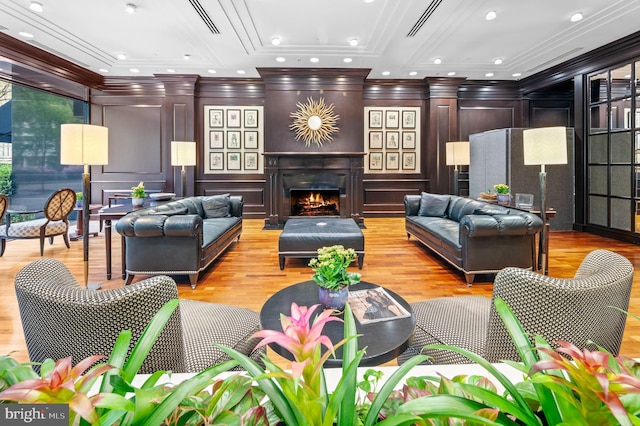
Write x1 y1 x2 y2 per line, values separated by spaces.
290 189 340 216
264 152 365 227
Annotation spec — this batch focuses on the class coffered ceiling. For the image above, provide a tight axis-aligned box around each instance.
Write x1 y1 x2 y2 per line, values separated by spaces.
1 0 640 81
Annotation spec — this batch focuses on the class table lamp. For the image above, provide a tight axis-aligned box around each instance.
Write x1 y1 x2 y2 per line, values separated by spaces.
60 123 109 289
523 126 568 275
171 141 196 197
445 141 470 195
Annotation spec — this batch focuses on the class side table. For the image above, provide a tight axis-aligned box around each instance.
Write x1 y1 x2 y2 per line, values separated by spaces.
69 204 103 241
260 281 415 367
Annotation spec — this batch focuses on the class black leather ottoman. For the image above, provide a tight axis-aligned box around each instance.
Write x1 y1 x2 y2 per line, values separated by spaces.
278 218 364 270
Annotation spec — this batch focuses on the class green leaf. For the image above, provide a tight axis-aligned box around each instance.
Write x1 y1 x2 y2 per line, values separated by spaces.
338 303 359 426
396 394 517 425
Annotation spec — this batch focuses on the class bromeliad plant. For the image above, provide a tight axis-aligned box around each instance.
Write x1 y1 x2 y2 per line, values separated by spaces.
308 245 362 290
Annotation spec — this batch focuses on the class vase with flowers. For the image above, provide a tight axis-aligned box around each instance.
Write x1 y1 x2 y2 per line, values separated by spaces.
494 183 510 204
131 181 147 207
309 245 361 311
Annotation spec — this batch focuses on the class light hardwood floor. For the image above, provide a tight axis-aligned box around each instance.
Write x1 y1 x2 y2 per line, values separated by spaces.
1 217 639 367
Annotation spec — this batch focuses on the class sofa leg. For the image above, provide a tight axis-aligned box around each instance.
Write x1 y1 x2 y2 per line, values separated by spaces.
279 256 285 270
464 273 475 286
407 233 411 240
124 273 134 285
357 254 364 269
189 273 198 289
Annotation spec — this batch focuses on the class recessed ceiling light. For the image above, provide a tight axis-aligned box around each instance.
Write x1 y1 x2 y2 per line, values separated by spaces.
99 68 109 73
271 37 281 46
125 3 137 13
310 57 319 63
237 70 246 75
570 12 583 22
276 57 286 62
512 72 522 77
447 71 456 76
381 71 390 76
434 58 442 65
208 69 216 74
494 58 503 65
350 38 359 46
485 72 494 77
409 71 417 76
343 58 353 63
167 69 175 73
117 53 127 60
364 0 375 3
130 68 140 73
19 31 34 38
183 54 191 60
29 2 43 12
485 11 497 20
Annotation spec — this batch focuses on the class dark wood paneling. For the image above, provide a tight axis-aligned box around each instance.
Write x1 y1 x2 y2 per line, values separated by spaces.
458 106 516 140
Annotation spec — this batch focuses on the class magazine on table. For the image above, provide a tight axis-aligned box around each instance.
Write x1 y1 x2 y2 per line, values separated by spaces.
347 287 411 324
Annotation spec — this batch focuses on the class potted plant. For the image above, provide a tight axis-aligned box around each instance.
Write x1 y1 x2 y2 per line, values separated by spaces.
130 181 146 207
75 192 83 208
308 245 362 311
494 183 510 204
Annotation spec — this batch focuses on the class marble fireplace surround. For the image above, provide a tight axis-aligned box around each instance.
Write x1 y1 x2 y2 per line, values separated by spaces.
263 152 365 228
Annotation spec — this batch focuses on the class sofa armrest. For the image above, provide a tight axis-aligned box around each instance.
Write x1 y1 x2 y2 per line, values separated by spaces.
460 214 542 238
404 195 421 216
229 196 244 218
116 214 202 238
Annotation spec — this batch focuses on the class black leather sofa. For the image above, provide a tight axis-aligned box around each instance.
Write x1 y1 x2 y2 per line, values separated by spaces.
115 195 243 289
405 193 543 285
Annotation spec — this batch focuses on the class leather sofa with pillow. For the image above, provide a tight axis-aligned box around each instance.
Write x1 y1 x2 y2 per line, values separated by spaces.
405 192 543 285
116 194 242 289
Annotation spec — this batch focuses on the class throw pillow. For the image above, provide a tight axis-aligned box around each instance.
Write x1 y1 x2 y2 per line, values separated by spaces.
418 193 450 217
202 194 231 218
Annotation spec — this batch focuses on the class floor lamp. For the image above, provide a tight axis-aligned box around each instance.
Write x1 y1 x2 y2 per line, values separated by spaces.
445 141 470 196
522 127 567 275
60 124 109 289
171 141 196 198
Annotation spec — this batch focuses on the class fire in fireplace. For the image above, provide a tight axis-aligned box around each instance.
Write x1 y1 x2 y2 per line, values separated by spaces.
290 189 340 216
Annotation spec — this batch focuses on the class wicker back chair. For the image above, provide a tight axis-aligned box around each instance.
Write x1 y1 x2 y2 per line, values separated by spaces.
398 249 634 365
0 188 75 256
15 258 264 373
0 194 7 256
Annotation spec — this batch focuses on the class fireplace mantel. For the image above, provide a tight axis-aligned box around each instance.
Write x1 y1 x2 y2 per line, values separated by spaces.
264 152 365 227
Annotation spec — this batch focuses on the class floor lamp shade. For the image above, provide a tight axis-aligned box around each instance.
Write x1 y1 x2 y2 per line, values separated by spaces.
446 141 470 196
60 123 109 289
171 141 196 197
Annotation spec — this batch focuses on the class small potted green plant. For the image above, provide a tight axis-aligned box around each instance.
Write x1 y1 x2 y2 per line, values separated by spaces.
494 183 510 204
309 245 361 311
75 192 83 208
130 181 146 207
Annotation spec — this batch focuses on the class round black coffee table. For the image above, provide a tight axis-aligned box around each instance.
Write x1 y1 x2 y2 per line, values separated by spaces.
259 281 415 367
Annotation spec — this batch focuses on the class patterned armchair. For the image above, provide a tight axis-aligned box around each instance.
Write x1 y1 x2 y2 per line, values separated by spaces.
398 249 634 365
14 258 265 373
0 188 75 256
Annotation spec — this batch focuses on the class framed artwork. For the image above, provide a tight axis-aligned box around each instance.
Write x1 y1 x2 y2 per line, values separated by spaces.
244 109 259 128
227 152 241 170
244 152 259 170
209 109 224 128
386 152 399 170
227 109 241 128
369 152 383 170
385 110 399 128
227 131 241 149
244 131 259 149
402 110 416 129
209 152 223 170
369 110 383 128
402 152 416 170
369 131 383 149
209 130 224 149
385 131 400 149
402 131 416 149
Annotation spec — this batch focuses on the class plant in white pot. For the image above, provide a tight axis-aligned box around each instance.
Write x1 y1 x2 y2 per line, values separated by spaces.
130 181 147 207
309 245 361 311
494 183 510 204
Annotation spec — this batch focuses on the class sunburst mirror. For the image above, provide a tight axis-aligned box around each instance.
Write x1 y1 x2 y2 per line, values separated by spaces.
289 97 340 148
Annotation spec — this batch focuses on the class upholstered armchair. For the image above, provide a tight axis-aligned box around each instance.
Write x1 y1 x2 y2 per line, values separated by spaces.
398 249 634 365
0 188 75 256
14 258 265 374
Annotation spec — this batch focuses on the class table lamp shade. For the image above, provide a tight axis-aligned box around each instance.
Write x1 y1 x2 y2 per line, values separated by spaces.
445 141 470 166
523 127 568 166
60 124 109 165
171 141 197 166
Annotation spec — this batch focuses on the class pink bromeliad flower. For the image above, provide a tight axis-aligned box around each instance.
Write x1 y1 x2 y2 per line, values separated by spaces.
253 303 344 379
